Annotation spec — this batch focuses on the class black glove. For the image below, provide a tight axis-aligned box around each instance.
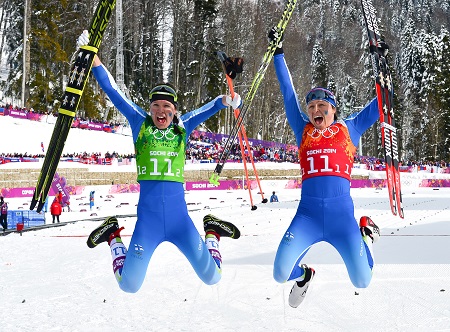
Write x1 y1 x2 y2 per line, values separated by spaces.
268 26 284 55
224 57 244 79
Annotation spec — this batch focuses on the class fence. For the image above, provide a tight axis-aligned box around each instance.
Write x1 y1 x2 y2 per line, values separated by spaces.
6 210 46 229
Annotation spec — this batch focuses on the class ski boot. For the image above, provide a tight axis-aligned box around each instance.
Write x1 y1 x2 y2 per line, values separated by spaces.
288 264 315 308
87 216 120 248
203 214 240 239
360 216 380 243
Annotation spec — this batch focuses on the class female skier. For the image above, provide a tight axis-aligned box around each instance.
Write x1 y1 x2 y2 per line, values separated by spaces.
268 27 381 307
77 31 242 293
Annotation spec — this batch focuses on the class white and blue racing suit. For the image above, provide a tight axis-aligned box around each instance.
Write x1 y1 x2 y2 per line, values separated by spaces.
92 65 227 292
272 53 379 288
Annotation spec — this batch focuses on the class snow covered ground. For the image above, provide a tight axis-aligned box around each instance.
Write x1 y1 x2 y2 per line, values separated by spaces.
1 185 449 331
1 116 450 331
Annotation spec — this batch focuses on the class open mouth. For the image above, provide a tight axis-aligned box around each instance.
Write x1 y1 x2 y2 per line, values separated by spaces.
314 116 324 126
156 115 167 125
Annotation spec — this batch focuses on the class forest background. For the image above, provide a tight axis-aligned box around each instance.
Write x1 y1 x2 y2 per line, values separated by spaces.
0 0 449 162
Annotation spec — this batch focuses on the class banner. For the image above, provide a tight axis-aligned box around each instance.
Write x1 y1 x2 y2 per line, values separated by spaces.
185 180 258 191
4 109 45 121
7 210 46 229
50 172 70 206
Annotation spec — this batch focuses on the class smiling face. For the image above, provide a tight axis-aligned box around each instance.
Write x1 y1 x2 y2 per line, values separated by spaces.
306 99 336 130
150 100 177 129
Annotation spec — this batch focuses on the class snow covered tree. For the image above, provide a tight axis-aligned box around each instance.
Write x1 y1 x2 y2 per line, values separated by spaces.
1 0 28 104
310 41 328 88
430 27 450 160
339 76 358 118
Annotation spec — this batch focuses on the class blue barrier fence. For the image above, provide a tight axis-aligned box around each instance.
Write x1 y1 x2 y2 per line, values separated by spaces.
6 210 46 229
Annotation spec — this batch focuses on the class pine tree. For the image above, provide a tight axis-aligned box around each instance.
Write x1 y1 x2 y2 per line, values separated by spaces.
399 21 428 160
2 0 27 104
310 41 328 87
26 1 67 113
339 76 358 118
432 27 450 161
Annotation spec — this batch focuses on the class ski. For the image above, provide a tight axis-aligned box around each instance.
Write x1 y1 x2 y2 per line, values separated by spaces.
209 0 298 185
30 0 116 212
360 0 404 218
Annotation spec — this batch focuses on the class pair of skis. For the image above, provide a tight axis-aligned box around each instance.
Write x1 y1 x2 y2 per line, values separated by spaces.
361 0 404 218
30 0 116 213
208 0 298 209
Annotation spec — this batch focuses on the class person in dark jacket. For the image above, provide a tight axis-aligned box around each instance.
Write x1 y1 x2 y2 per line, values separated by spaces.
0 196 8 231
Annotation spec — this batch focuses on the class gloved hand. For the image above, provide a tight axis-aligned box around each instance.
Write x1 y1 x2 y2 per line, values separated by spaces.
267 26 284 55
224 57 244 79
225 93 242 110
76 30 89 49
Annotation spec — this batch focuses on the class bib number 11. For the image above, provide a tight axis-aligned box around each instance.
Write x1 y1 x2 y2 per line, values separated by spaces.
138 158 180 177
305 155 350 176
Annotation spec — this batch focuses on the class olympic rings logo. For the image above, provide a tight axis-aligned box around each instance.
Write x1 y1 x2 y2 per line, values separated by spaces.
308 125 340 139
148 127 177 140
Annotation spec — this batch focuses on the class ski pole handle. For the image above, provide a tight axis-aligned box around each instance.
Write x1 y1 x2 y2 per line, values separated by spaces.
216 50 236 98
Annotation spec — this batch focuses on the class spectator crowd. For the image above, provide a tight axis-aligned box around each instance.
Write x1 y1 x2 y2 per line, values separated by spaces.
1 104 449 174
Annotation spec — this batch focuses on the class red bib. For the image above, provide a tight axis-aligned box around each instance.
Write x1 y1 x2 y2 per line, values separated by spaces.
299 121 356 181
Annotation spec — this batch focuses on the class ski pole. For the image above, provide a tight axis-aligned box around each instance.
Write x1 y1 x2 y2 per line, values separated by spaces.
216 51 257 210
215 51 268 208
234 110 268 204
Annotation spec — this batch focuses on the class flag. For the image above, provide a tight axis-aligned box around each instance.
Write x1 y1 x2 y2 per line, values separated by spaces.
41 142 45 152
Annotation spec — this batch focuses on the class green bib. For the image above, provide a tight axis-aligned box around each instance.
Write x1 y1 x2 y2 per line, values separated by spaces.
135 117 186 183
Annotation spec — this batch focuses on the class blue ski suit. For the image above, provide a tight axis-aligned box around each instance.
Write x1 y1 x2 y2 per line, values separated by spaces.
272 54 379 288
92 65 228 292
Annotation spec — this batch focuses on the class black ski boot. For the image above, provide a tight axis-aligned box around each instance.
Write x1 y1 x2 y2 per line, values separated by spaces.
203 214 240 239
87 216 119 248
